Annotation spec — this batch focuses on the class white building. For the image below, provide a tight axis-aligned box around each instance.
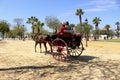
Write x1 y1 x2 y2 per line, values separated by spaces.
101 35 107 40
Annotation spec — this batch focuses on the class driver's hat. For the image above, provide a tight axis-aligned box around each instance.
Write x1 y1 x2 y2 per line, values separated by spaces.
62 22 65 25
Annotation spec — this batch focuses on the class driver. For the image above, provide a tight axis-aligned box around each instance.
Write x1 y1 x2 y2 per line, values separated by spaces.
57 22 66 35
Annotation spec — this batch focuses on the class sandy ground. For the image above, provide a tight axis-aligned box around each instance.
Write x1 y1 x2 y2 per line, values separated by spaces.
0 39 120 80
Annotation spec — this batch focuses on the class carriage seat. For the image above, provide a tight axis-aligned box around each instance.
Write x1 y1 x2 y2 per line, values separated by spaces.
60 30 74 37
63 30 74 34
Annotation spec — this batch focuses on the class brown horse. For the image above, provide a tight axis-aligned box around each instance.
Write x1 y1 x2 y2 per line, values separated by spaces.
32 33 52 53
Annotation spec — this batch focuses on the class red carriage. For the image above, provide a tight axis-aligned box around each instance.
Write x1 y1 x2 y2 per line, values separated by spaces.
50 30 84 61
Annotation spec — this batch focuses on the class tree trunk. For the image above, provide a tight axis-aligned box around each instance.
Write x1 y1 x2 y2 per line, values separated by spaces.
94 35 97 41
79 15 82 29
2 33 4 40
117 26 119 38
86 39 88 47
85 35 88 47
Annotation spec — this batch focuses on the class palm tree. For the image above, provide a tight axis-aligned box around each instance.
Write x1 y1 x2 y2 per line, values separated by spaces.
40 23 44 33
92 17 101 40
104 24 110 39
26 16 38 33
82 19 93 47
115 21 120 38
36 21 44 33
75 8 84 30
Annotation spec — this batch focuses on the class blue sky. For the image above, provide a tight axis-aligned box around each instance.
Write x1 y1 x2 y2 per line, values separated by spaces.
0 0 120 32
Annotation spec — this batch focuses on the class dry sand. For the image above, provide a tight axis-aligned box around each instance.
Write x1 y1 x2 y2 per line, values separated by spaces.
0 39 120 80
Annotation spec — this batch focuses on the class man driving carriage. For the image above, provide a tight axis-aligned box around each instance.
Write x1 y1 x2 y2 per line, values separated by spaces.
50 22 66 40
51 22 73 39
57 22 67 35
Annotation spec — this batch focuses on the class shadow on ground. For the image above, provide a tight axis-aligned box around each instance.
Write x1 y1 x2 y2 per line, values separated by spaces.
0 57 120 80
67 55 99 63
0 65 57 71
0 55 98 72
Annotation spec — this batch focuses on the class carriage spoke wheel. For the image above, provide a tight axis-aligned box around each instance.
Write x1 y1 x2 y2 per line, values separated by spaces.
51 38 68 61
68 42 84 57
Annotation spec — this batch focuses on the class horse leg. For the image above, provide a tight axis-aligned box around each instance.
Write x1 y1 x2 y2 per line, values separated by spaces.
35 42 38 52
39 43 42 53
48 42 53 52
44 43 47 54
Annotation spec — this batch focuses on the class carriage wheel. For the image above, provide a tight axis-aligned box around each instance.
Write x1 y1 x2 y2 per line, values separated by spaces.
51 38 68 61
68 42 84 57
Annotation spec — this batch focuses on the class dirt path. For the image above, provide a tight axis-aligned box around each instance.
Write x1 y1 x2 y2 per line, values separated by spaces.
0 40 120 80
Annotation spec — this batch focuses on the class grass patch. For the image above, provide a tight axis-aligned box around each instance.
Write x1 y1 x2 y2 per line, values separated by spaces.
98 39 120 43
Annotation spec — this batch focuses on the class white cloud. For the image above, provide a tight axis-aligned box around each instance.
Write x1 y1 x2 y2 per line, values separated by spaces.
85 8 106 12
80 0 119 12
58 0 119 18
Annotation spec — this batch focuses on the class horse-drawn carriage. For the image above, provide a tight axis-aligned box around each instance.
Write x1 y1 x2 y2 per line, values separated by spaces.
33 30 84 62
50 30 84 61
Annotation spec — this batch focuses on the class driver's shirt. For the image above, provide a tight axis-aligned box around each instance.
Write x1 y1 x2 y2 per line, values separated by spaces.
57 25 66 35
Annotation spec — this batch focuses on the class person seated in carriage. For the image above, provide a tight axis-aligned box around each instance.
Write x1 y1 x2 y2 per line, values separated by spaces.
65 21 71 30
50 22 66 40
63 21 74 34
50 22 72 39
57 22 67 35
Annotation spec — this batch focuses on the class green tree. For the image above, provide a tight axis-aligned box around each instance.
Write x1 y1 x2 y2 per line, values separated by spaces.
35 21 44 33
115 21 120 38
82 19 93 47
70 23 75 30
41 28 49 34
7 30 17 39
26 16 38 33
75 24 81 33
104 24 110 39
109 30 114 39
45 16 61 33
19 25 26 39
14 18 23 40
0 20 10 39
92 17 101 40
27 16 45 34
75 8 84 30
99 29 106 35
11 25 26 39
